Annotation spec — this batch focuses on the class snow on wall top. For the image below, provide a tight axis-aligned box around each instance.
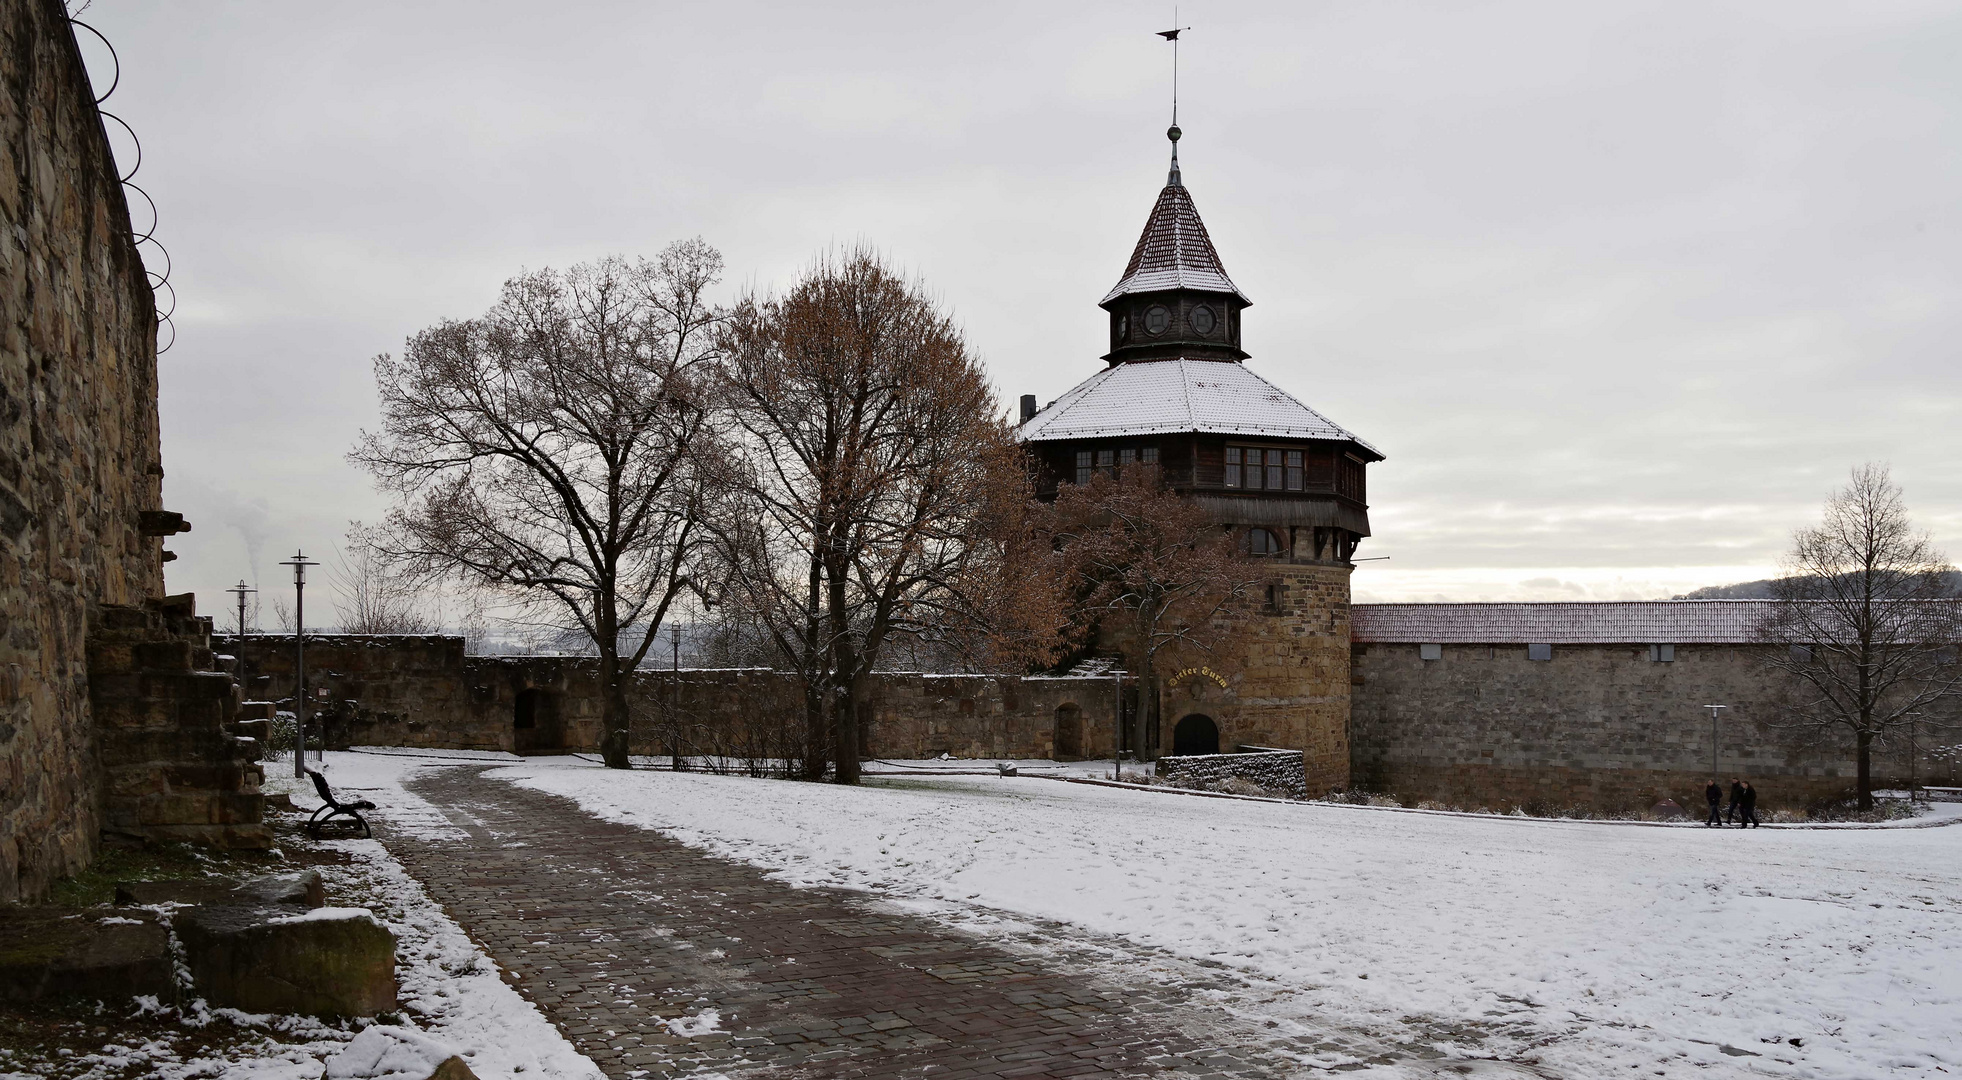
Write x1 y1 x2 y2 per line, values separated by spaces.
1351 602 1776 644
1100 184 1251 306
1018 358 1377 451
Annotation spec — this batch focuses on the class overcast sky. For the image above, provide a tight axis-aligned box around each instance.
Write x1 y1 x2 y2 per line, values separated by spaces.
77 0 1962 620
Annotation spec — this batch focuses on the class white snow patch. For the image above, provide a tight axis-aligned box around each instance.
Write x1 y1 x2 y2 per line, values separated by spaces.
498 756 1962 1080
324 1025 456 1079
662 1009 722 1037
267 907 379 926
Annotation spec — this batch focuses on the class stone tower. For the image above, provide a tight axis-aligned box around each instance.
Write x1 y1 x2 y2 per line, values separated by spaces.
1017 128 1381 791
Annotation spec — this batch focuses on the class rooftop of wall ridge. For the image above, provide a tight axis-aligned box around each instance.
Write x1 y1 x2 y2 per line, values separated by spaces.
1353 599 1961 645
1351 601 1775 644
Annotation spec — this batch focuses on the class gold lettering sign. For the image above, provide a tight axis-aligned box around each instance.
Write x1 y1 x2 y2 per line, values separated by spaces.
1165 666 1229 689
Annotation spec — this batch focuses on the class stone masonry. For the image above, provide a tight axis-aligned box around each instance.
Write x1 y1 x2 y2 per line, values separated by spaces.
2 0 162 900
223 635 1122 763
1350 640 1955 813
0 0 263 900
1156 559 1353 792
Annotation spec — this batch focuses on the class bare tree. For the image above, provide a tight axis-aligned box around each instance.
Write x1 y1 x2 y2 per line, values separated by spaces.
1760 464 1962 809
713 247 1029 783
1037 463 1261 759
352 243 724 768
331 525 437 634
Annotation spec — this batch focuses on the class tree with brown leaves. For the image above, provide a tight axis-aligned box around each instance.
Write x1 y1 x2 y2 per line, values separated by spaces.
1037 463 1260 758
1760 463 1962 809
351 242 725 769
713 248 1043 783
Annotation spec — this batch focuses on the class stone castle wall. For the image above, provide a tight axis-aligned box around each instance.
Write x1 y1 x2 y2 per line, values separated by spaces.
224 635 1121 763
1349 641 1956 812
0 0 171 901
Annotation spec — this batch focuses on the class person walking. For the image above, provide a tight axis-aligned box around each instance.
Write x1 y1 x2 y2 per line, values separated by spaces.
1740 780 1760 828
1726 778 1746 825
1705 779 1725 826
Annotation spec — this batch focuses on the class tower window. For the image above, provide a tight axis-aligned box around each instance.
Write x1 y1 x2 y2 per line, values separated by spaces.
1144 305 1170 335
1247 528 1284 556
1076 446 1159 484
1420 644 1443 661
1528 643 1553 661
1192 306 1216 335
1649 644 1676 662
1226 446 1296 490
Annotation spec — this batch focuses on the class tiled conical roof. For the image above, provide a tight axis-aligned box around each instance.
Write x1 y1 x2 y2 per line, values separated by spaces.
1099 183 1250 307
1017 358 1379 456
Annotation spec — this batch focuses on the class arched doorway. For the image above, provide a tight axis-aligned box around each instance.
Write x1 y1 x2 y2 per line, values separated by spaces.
1054 703 1083 759
1172 714 1219 757
514 688 564 753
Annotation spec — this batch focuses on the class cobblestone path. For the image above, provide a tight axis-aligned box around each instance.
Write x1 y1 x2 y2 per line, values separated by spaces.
386 767 1524 1080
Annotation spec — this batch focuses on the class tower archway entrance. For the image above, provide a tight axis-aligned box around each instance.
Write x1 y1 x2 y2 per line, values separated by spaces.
513 688 566 753
1172 713 1218 757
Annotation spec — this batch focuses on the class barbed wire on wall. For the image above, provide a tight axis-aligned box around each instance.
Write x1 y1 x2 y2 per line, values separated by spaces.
68 16 175 354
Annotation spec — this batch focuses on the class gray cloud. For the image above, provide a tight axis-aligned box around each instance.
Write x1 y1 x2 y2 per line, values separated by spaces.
76 0 1962 610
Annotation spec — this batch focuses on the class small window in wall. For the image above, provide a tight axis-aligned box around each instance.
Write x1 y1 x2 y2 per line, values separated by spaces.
1790 644 1814 664
1247 527 1285 556
1096 449 1115 475
1225 446 1242 488
1527 643 1553 661
1075 451 1091 485
1420 643 1443 661
1649 644 1675 662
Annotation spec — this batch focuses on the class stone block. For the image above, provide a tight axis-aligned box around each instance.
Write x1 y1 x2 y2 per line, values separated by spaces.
0 908 174 1003
178 905 397 1018
117 870 324 910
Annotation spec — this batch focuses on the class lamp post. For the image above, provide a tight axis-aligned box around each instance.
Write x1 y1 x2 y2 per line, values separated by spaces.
281 550 318 778
669 620 684 772
1703 704 1729 782
226 579 255 640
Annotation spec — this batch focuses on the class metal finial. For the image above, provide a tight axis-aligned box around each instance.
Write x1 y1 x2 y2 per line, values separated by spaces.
1158 21 1191 187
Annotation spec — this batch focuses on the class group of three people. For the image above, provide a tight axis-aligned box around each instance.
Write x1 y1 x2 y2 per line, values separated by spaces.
1705 778 1760 827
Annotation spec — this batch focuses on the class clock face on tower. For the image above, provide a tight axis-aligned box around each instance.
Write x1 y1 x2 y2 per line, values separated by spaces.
1191 305 1216 335
1144 305 1170 335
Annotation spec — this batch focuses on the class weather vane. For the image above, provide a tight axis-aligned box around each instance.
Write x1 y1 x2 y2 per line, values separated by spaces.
1157 16 1191 185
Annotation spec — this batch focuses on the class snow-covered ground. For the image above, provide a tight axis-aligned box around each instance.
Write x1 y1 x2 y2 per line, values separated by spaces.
473 756 1962 1080
39 758 601 1080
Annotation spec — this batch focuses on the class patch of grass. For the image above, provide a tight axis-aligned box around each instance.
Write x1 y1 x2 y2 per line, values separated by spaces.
46 841 287 910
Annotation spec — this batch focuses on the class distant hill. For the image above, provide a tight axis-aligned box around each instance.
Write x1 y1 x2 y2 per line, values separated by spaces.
1674 580 1778 600
1675 572 1962 600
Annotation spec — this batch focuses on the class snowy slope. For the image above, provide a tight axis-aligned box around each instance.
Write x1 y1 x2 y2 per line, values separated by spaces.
500 760 1962 1079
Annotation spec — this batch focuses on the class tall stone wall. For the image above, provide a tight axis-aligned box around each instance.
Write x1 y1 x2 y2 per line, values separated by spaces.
224 635 1120 762
1350 642 1956 812
0 0 169 901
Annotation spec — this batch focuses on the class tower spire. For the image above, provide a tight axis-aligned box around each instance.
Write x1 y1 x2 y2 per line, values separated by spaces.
1157 21 1190 186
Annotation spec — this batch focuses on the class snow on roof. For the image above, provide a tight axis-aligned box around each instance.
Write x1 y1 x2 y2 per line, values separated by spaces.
1100 184 1250 306
1018 358 1379 453
1351 602 1776 644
